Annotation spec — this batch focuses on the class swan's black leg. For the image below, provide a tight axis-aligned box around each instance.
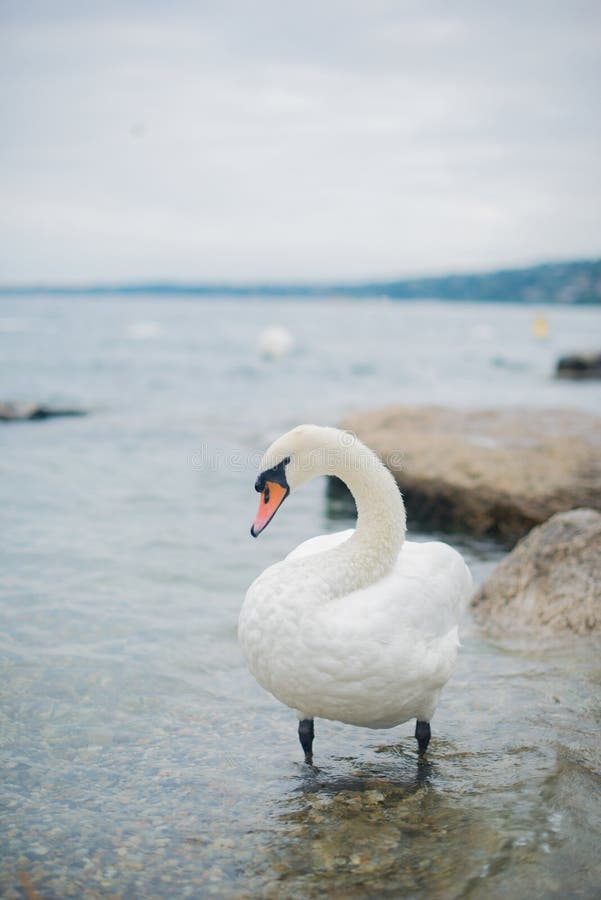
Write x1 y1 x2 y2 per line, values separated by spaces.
415 720 431 756
298 718 314 764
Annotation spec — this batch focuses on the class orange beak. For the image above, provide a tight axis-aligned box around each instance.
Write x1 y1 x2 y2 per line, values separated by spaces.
251 481 289 537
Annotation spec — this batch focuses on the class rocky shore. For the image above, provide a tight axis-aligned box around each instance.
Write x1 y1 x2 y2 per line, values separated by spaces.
330 406 601 545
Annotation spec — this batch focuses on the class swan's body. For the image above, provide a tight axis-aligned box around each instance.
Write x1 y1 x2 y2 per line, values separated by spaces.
238 425 472 760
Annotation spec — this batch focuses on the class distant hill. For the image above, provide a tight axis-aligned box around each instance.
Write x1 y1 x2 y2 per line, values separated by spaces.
2 258 600 303
354 259 601 304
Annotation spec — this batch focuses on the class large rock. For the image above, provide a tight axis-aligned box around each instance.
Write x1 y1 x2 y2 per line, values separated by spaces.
331 406 601 544
471 509 601 634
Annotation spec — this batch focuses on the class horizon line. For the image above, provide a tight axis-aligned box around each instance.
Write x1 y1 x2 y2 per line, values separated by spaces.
0 255 599 294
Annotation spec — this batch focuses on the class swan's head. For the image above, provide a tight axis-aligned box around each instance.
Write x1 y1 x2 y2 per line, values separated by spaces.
250 424 350 537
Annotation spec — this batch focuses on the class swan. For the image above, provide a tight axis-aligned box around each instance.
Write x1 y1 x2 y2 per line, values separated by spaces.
238 425 472 763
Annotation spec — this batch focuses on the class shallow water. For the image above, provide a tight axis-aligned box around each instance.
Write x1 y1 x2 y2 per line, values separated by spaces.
1 296 601 897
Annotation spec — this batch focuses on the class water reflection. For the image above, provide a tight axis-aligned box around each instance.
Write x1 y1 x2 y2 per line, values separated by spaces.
297 744 434 792
258 750 505 898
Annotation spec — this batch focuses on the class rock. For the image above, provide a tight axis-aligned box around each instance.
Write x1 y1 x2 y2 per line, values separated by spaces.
331 406 601 544
471 509 601 634
556 352 601 380
0 402 87 422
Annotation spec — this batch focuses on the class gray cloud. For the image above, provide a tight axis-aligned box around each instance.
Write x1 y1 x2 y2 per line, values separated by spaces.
0 1 600 281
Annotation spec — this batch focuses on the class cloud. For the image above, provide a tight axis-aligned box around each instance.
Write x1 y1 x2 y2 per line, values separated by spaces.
0 1 600 281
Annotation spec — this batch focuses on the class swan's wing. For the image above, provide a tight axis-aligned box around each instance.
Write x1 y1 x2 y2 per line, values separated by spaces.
302 540 471 711
325 540 472 643
286 529 354 561
288 534 472 637
391 540 473 629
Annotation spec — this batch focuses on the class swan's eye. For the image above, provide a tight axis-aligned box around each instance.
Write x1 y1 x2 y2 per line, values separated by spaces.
264 486 270 504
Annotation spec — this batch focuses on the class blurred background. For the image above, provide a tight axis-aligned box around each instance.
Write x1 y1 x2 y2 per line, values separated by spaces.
1 2 601 898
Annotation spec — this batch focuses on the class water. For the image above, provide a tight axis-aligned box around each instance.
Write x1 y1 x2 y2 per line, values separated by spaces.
1 295 600 897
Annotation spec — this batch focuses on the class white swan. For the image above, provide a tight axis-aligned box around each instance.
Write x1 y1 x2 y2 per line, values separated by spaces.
238 425 472 763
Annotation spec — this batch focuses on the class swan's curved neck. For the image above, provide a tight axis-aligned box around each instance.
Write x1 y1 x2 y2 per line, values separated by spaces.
311 434 407 587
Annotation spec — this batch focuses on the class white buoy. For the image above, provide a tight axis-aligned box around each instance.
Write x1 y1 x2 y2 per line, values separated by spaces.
258 326 293 360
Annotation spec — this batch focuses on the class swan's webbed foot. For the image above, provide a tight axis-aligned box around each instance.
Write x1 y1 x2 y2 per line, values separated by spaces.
298 718 314 764
415 720 431 756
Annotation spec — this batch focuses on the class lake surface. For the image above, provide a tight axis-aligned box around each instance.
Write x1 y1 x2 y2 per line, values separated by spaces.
1 295 600 897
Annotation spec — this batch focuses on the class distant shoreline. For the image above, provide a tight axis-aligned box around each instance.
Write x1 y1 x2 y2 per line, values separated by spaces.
1 258 600 304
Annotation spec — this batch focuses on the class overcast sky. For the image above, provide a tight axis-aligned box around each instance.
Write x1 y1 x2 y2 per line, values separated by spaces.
1 0 600 283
